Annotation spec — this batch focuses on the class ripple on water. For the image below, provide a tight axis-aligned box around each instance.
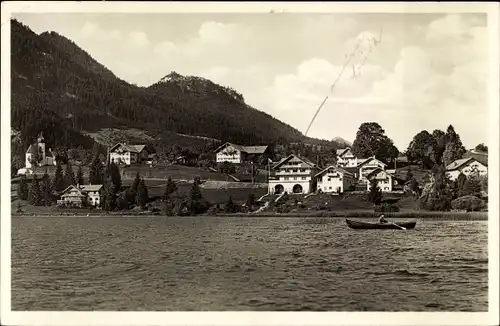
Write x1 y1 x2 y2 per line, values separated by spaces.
11 217 488 311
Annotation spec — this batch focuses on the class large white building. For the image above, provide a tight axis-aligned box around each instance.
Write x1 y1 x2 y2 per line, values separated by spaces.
315 165 355 194
268 154 319 194
336 147 359 167
214 142 269 164
109 143 148 165
365 168 395 192
57 184 103 208
446 157 488 181
24 132 56 169
357 157 387 184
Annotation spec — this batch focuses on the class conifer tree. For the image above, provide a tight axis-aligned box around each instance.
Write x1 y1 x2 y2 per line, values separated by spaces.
17 174 29 200
102 178 116 211
76 165 84 185
40 170 53 206
368 179 383 205
188 179 209 214
106 162 121 193
225 196 239 213
89 156 104 185
163 176 178 200
53 161 65 192
246 193 256 210
64 163 76 188
135 178 148 208
419 165 454 211
28 175 42 206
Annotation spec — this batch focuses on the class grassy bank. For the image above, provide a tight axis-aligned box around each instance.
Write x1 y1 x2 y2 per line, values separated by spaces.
11 209 488 221
213 210 488 220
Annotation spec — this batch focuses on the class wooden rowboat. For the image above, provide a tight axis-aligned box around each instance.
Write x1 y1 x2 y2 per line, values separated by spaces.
346 219 417 230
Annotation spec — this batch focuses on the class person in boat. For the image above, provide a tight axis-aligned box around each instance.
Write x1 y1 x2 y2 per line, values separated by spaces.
378 214 388 224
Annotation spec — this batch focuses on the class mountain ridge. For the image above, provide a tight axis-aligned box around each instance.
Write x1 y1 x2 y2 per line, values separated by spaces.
10 19 336 155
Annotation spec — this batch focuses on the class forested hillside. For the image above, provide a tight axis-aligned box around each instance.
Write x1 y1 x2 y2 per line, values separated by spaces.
11 19 326 154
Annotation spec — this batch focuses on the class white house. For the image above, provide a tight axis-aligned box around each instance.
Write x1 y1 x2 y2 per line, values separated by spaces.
357 157 387 184
57 184 103 208
446 157 488 181
366 168 395 192
25 132 56 169
109 143 148 165
315 165 355 194
336 148 359 167
268 154 319 194
214 142 269 164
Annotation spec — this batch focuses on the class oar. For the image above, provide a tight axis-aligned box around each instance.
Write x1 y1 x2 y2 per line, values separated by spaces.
389 221 406 230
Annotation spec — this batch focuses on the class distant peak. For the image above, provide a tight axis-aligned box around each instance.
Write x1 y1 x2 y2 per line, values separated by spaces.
160 71 183 82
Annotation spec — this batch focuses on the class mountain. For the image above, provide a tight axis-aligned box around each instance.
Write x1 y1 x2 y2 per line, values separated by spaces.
332 137 352 147
11 19 326 153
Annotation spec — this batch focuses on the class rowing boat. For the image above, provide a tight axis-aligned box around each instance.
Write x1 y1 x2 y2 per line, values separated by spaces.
345 219 417 230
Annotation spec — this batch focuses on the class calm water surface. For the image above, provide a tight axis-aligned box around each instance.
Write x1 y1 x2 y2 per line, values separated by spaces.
11 216 488 311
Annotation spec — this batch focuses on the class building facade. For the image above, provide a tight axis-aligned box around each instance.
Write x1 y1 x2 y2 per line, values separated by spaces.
268 154 318 194
315 166 355 193
357 157 387 184
446 157 488 181
109 143 148 165
57 184 103 208
336 148 359 167
366 168 394 192
214 142 270 164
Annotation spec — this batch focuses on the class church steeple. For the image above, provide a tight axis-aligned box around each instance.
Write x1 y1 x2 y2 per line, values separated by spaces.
37 131 45 143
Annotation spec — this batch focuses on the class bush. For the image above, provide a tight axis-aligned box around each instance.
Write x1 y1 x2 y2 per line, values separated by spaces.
206 204 221 215
451 195 486 212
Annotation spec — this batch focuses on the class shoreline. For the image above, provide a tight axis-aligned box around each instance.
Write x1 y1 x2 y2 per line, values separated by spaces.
11 210 489 220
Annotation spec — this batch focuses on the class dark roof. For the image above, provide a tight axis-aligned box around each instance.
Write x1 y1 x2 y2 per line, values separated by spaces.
446 157 477 171
214 142 268 154
366 168 394 179
343 166 360 174
462 151 488 166
272 154 316 170
109 143 146 154
357 156 387 168
315 165 354 177
336 148 351 156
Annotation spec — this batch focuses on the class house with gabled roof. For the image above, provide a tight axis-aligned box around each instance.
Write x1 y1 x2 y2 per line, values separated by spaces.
336 147 359 167
268 154 319 194
366 168 395 192
109 143 148 165
315 165 355 194
214 142 270 164
57 184 103 208
357 156 387 184
446 157 487 181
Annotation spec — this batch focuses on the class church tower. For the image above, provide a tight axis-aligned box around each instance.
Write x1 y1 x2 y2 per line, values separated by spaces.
37 131 46 162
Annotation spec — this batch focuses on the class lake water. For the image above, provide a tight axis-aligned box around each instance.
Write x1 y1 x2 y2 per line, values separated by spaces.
11 216 488 311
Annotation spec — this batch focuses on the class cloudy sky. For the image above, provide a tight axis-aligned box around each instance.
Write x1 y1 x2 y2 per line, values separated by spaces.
14 12 488 151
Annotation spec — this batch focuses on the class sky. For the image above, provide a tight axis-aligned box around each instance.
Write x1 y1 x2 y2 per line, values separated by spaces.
13 12 489 151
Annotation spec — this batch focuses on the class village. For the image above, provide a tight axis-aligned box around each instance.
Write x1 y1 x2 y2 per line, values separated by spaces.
11 129 489 217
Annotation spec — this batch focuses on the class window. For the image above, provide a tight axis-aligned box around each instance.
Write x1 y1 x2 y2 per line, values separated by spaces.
300 168 305 172
329 186 332 190
302 177 306 180
293 169 298 173
284 177 289 181
293 177 297 180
